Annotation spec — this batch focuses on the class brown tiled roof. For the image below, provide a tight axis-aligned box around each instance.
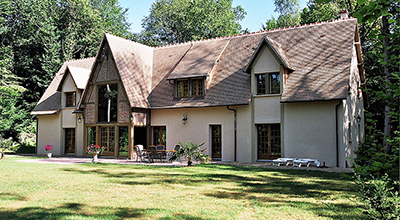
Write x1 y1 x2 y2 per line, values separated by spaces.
105 34 154 108
166 39 230 80
31 58 94 115
36 18 359 113
150 18 357 107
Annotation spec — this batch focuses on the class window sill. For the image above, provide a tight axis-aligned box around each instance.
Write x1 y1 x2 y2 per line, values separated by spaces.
253 94 281 98
62 106 76 109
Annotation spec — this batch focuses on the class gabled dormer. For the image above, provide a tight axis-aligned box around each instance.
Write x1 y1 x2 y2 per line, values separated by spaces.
245 36 294 97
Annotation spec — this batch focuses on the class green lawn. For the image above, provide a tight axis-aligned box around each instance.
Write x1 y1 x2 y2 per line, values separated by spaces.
0 158 362 220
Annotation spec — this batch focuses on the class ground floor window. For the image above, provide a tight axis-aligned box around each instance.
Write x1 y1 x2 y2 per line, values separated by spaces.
86 125 147 157
65 128 75 154
118 126 129 157
153 126 166 146
211 125 221 160
257 124 281 160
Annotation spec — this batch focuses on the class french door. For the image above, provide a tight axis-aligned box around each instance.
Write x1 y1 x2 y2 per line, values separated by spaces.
65 128 75 154
257 124 281 160
211 125 221 159
100 126 115 156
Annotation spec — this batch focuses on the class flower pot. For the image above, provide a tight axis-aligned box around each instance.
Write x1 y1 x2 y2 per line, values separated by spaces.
92 152 99 163
47 152 52 158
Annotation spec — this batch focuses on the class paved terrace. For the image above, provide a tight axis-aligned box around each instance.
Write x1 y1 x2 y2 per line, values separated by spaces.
10 155 354 173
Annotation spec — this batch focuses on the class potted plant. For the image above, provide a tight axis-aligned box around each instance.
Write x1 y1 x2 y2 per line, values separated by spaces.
44 144 53 158
170 141 209 166
86 144 104 163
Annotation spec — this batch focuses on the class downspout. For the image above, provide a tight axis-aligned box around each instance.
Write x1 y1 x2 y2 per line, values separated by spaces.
35 117 38 155
227 106 237 162
335 100 342 167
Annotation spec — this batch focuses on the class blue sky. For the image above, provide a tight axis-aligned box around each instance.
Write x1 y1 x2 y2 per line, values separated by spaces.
119 0 308 33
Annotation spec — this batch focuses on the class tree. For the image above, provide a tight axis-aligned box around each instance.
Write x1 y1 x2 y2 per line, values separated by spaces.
139 0 246 46
262 0 301 30
0 0 131 143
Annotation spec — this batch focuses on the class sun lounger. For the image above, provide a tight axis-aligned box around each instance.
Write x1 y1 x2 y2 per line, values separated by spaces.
293 158 320 167
272 158 295 166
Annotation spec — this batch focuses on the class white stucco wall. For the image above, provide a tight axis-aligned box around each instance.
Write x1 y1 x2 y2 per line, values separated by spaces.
252 45 280 74
338 44 365 167
254 96 281 124
235 105 252 162
37 114 61 155
283 101 338 166
151 106 237 161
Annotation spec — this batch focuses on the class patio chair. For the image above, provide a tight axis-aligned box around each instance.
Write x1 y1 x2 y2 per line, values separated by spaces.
134 145 148 162
148 146 162 163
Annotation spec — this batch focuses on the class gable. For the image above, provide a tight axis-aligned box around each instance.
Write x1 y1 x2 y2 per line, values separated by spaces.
31 58 94 115
251 45 281 73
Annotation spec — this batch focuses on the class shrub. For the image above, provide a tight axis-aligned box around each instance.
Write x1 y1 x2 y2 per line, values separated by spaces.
170 141 210 166
354 174 400 220
0 136 20 159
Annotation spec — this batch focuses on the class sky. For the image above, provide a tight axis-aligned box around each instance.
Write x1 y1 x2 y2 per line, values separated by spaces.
118 0 308 33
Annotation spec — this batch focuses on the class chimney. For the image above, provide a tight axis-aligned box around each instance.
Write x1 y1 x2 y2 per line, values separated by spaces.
340 9 349 19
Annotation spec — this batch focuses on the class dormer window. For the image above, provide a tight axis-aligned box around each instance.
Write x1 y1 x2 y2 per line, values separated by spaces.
176 78 205 98
256 72 280 95
65 92 76 107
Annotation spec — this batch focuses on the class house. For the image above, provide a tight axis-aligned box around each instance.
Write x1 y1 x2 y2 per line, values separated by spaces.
31 16 365 167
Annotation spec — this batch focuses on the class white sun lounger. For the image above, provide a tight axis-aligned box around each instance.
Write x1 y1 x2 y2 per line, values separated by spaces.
293 158 320 167
272 158 295 166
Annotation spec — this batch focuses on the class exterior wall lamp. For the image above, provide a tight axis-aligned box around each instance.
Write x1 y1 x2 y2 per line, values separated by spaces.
78 114 84 123
182 113 188 125
130 115 134 122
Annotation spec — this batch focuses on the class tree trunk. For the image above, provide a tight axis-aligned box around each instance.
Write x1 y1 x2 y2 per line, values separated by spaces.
382 15 392 153
1 152 4 160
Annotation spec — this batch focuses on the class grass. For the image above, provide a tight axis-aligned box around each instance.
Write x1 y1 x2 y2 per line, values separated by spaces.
0 158 362 220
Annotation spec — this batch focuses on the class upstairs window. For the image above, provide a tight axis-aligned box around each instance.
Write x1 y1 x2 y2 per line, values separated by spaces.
98 84 118 122
176 78 204 98
65 92 76 107
256 72 280 95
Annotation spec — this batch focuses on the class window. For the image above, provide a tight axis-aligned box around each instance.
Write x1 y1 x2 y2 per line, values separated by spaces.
98 84 118 122
153 126 166 146
191 79 204 96
66 92 76 107
176 78 204 98
176 79 189 97
257 124 280 159
65 128 75 154
256 73 280 95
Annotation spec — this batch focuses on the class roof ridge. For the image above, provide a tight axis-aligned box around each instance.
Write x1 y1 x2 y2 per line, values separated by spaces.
104 33 153 49
155 17 356 49
65 57 95 64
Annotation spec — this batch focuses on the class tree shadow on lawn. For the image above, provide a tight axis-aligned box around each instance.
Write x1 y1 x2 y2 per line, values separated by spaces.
0 202 214 220
0 202 162 220
60 163 361 219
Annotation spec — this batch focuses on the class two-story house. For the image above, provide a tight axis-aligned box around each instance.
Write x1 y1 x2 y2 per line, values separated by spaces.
32 16 365 167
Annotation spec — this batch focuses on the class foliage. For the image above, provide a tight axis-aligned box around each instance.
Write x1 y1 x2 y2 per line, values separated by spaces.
0 0 130 143
86 144 104 154
262 0 301 30
44 144 53 152
354 174 400 220
0 136 20 159
170 141 209 166
138 0 246 46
